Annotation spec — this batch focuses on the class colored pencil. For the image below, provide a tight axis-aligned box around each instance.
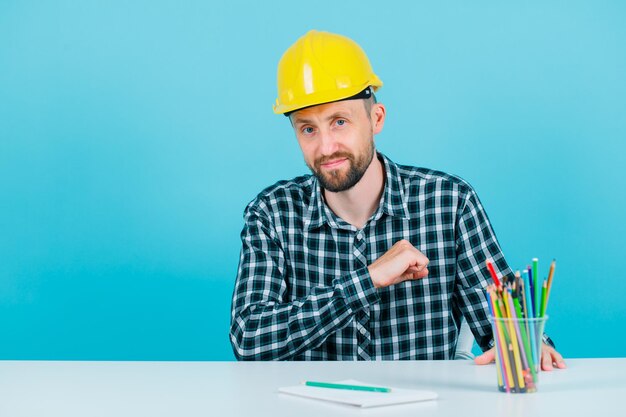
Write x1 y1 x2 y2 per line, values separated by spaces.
488 288 513 392
517 272 527 320
526 267 535 317
546 259 556 305
540 279 548 317
503 293 525 390
486 259 501 287
486 289 506 390
532 258 540 318
304 381 391 393
513 296 536 381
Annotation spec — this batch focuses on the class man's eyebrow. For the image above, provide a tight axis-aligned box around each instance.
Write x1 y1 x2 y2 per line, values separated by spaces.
292 116 313 125
293 111 352 125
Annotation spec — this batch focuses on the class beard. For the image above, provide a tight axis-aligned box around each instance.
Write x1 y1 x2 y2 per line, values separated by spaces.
308 140 375 192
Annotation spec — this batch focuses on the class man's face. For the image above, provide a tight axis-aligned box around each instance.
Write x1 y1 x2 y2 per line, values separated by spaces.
291 99 376 192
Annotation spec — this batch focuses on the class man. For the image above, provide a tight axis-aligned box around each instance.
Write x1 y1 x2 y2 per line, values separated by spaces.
230 30 566 369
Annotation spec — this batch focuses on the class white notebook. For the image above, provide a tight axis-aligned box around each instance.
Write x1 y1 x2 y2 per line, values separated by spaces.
278 379 438 408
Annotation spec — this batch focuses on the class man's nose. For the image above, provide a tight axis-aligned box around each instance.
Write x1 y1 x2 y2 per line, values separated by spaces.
318 128 340 156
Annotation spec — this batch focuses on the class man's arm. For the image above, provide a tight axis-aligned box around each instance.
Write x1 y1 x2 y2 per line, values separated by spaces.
229 202 379 360
453 183 513 351
453 183 566 370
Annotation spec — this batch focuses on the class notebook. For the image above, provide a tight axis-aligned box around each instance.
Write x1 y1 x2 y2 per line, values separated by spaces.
278 379 438 408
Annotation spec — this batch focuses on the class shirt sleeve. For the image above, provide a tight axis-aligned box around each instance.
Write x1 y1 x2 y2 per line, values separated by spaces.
229 199 380 360
454 183 513 352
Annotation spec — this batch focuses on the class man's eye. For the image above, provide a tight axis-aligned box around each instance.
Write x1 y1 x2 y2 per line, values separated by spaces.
336 119 346 126
303 127 314 134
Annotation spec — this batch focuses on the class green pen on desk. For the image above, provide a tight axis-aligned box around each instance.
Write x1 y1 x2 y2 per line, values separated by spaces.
304 381 392 393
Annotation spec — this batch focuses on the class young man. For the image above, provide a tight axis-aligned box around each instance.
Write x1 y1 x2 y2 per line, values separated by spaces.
230 30 565 369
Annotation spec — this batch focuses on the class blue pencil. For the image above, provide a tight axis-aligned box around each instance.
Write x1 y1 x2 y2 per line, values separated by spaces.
522 269 538 371
524 269 534 318
526 266 535 317
532 259 540 318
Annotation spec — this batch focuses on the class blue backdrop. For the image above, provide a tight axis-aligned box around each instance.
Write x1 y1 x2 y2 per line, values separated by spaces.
1 1 625 360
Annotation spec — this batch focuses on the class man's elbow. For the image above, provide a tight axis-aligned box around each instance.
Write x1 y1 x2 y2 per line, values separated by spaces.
230 340 255 361
229 322 263 361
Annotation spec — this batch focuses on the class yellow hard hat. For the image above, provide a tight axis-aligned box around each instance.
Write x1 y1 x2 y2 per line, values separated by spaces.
273 30 383 115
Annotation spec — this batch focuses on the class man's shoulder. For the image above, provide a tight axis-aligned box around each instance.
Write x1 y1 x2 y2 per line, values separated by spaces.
393 161 474 193
245 174 315 213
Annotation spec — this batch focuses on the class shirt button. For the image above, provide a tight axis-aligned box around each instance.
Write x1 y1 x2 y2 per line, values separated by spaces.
359 326 367 335
356 232 363 240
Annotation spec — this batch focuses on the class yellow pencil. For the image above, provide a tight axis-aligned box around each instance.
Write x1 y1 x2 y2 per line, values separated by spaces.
546 259 556 302
493 297 515 391
503 294 526 390
488 288 511 389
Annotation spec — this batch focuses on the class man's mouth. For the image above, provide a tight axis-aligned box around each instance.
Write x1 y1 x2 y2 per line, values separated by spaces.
320 158 348 169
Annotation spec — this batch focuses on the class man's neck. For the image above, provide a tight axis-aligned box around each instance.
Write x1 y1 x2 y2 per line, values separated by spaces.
323 155 385 230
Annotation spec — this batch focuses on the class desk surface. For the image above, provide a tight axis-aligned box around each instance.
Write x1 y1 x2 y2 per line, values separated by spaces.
1 358 624 417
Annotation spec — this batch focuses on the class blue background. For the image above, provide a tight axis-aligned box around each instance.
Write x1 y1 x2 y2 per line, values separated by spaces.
1 1 625 361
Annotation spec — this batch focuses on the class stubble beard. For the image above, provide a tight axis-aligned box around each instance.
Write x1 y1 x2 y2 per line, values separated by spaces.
309 139 376 193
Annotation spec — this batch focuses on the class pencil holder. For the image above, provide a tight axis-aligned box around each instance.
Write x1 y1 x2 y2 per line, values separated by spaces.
490 316 547 393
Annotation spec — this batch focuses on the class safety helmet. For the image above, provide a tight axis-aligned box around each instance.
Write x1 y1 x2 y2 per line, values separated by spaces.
273 30 383 115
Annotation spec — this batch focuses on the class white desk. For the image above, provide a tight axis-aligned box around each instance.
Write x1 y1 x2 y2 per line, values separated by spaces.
0 359 624 416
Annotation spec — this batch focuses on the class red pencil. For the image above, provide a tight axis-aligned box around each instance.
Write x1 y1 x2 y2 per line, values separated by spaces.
486 259 501 287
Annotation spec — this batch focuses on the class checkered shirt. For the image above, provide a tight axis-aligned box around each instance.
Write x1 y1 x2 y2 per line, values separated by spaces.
230 153 513 360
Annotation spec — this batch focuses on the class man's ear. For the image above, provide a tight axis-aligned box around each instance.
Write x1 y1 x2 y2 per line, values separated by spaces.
372 103 386 135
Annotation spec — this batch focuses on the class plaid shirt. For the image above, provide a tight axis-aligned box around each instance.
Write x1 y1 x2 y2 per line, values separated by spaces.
230 153 512 360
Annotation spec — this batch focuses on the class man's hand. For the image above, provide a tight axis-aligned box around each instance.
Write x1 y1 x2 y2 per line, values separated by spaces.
475 343 567 371
367 239 429 288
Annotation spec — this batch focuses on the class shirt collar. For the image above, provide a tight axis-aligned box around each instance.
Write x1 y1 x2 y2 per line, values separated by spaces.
303 177 327 231
304 152 411 231
379 153 412 220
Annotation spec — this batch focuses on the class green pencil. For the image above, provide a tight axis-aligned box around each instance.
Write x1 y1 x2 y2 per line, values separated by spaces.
304 381 391 393
532 258 540 317
540 279 548 317
513 297 537 381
